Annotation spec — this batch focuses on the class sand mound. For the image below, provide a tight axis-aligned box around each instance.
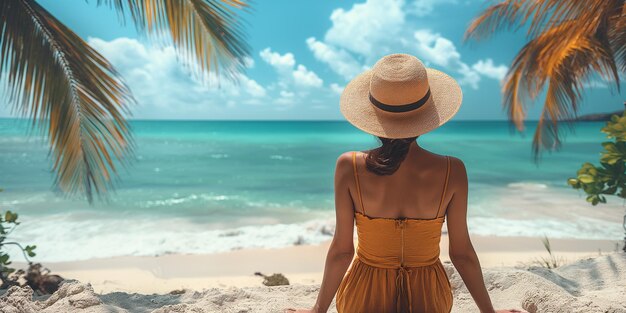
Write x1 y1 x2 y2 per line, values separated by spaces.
1 252 624 313
449 252 626 313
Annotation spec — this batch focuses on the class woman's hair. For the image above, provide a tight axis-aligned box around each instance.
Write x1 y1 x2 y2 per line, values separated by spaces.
365 136 418 176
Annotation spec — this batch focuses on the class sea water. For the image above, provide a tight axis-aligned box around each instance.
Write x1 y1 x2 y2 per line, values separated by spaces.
0 119 623 262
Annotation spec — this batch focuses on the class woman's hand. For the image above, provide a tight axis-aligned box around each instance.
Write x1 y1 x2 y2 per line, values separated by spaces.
284 308 317 313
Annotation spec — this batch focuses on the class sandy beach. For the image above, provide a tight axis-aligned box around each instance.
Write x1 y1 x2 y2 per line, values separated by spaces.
31 234 621 294
2 234 624 312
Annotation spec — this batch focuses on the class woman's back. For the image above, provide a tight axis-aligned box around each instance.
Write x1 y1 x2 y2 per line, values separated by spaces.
349 145 452 220
335 145 454 313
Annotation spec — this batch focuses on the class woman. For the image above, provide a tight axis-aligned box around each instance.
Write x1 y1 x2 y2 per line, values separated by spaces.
285 54 523 313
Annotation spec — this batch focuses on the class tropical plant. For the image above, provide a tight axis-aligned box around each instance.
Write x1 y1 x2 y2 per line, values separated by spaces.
568 111 626 251
0 0 250 203
465 0 625 158
0 207 37 288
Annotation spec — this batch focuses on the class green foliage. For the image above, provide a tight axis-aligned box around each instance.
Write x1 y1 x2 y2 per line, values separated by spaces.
568 111 626 205
568 111 626 252
0 189 37 288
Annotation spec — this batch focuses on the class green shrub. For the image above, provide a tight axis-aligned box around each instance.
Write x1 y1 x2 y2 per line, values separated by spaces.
0 189 37 288
568 111 626 251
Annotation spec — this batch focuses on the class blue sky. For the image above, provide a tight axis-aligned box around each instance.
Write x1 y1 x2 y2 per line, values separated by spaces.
1 0 623 120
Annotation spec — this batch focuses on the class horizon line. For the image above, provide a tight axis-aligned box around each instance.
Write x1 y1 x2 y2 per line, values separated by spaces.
0 117 548 123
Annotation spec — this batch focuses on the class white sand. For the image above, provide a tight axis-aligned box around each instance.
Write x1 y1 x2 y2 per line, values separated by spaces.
1 252 624 312
27 234 621 294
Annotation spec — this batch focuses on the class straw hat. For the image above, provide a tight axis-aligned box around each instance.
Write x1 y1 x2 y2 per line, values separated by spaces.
340 53 462 139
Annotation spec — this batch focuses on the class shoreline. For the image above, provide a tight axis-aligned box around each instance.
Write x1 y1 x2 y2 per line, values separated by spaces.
7 181 624 263
17 234 621 294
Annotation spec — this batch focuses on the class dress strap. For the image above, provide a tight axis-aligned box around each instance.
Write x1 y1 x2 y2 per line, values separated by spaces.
435 156 451 219
352 151 366 215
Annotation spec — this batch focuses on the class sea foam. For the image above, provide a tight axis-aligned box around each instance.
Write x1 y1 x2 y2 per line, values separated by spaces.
8 212 337 262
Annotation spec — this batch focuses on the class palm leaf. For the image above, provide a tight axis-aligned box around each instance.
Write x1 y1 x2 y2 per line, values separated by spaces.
94 0 251 81
0 0 135 203
607 3 626 73
503 20 620 156
464 0 527 41
465 0 617 42
466 0 625 157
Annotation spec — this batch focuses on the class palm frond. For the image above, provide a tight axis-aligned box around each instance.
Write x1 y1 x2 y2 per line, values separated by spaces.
93 0 251 81
501 62 528 130
467 0 625 157
465 0 616 42
0 0 135 203
464 0 527 41
502 20 620 156
608 3 626 73
524 0 619 40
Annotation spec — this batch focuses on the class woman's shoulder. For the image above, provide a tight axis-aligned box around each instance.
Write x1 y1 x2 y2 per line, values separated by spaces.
335 150 370 171
420 152 466 180
334 151 361 182
337 149 374 160
445 155 466 172
426 151 464 167
443 155 467 189
336 151 359 166
335 151 354 170
418 149 462 163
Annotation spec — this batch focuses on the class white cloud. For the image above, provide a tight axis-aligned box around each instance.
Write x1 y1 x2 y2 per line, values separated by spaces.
472 59 508 81
259 48 295 71
457 63 481 90
243 78 267 98
308 0 505 90
87 39 340 118
87 37 267 119
258 47 337 108
413 29 461 68
243 57 255 69
277 90 295 105
260 47 324 89
325 0 406 58
306 37 364 80
280 91 295 97
413 29 483 89
408 0 458 16
293 64 323 88
330 83 344 94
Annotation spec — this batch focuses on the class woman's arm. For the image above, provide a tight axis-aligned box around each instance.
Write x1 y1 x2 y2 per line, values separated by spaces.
310 152 357 313
286 152 356 313
446 157 496 313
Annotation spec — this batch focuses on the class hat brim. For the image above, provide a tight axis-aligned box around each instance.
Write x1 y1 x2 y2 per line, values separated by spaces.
340 68 462 139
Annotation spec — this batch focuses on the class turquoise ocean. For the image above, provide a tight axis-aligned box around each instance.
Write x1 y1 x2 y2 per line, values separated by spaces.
0 119 623 262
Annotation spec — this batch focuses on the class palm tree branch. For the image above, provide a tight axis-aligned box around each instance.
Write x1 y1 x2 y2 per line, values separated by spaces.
465 0 621 44
91 0 251 81
606 2 626 75
502 20 620 155
464 0 527 41
501 59 528 130
0 0 135 202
